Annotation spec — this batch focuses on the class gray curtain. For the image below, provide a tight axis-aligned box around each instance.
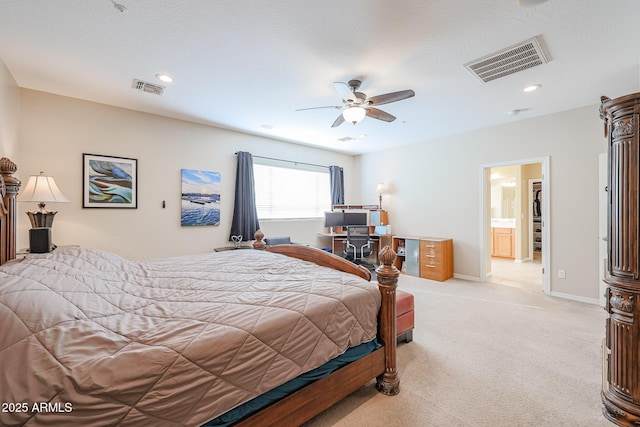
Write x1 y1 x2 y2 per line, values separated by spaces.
329 165 344 207
229 151 260 241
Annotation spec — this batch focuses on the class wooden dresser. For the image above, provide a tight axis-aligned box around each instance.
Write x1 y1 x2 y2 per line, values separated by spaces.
392 236 453 282
601 92 640 426
419 238 453 281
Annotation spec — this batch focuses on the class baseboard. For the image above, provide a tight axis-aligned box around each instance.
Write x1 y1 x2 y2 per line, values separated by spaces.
449 275 601 306
549 291 601 306
453 273 481 282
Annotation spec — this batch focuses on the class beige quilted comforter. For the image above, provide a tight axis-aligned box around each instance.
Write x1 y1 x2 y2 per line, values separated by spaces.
0 247 380 426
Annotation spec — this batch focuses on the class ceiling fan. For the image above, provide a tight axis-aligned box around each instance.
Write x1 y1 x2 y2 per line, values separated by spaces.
297 79 415 127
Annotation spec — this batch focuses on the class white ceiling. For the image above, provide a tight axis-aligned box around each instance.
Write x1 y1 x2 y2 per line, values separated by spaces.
1 0 639 155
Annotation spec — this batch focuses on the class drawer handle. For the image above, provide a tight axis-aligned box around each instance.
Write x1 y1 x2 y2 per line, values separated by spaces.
424 254 435 258
424 264 436 268
424 244 435 248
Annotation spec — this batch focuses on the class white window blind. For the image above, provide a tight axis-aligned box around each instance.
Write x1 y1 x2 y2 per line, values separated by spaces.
253 160 331 219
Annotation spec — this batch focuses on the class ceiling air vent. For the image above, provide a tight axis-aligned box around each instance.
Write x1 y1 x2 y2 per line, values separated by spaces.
132 79 165 95
464 35 550 83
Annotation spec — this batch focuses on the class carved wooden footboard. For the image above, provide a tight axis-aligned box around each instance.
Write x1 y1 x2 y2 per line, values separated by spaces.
238 231 400 426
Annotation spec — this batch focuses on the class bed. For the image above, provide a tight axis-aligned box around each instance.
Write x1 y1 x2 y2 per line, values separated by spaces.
0 157 400 426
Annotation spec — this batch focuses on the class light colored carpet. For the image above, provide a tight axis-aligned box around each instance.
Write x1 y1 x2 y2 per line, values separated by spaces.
304 262 610 427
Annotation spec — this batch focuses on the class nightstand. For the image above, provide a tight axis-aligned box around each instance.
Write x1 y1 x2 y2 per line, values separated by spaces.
16 245 79 257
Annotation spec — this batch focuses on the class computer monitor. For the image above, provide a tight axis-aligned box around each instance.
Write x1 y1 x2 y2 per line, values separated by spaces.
324 211 345 228
344 212 368 226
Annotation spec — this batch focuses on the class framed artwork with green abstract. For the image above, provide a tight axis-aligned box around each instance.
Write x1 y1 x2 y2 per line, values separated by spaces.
83 153 137 208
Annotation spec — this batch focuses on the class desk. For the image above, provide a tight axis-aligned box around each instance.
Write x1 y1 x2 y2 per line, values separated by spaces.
392 235 453 281
317 233 393 262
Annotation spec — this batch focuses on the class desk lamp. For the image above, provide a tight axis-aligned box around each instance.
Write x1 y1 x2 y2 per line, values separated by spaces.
376 183 385 209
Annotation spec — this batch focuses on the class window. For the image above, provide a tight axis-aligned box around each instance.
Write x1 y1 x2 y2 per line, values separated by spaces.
253 160 331 219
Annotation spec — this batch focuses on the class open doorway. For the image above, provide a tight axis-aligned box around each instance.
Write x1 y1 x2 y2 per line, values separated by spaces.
480 158 550 294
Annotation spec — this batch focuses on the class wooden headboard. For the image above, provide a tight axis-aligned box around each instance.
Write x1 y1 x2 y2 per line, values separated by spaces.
0 157 20 265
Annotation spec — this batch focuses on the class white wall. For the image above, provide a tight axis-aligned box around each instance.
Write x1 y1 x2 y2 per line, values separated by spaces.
12 87 617 302
17 89 356 259
0 57 19 161
357 105 606 301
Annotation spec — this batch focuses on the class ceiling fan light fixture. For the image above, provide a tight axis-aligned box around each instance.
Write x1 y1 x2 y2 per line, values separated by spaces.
111 0 128 13
342 106 366 124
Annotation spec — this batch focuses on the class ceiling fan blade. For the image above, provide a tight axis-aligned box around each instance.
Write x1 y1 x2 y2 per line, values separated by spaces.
296 105 340 111
333 82 358 103
331 113 345 127
366 89 415 106
365 107 396 122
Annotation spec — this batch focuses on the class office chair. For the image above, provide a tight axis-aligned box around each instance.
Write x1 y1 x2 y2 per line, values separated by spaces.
343 225 373 263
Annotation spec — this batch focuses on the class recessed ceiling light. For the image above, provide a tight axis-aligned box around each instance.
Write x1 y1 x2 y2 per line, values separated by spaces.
524 84 541 93
155 73 173 83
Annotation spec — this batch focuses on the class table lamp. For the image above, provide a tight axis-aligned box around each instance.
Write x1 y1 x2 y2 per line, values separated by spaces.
376 183 385 209
17 172 70 253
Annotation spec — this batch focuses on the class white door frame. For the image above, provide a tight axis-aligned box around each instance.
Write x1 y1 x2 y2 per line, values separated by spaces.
598 153 607 307
479 157 551 295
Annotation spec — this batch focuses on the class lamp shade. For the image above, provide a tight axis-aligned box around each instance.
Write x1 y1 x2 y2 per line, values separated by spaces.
17 172 70 228
17 173 70 204
342 107 366 124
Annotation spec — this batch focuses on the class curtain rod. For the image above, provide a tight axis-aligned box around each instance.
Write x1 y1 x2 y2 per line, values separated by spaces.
235 152 332 169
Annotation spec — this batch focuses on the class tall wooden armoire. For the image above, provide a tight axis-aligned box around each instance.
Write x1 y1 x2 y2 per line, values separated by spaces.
601 93 640 426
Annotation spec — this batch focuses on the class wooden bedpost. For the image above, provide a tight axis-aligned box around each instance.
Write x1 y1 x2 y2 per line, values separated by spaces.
375 244 400 395
236 242 398 426
253 229 266 250
0 157 20 265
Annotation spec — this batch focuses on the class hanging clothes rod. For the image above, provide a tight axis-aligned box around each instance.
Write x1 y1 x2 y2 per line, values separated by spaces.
235 152 331 169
